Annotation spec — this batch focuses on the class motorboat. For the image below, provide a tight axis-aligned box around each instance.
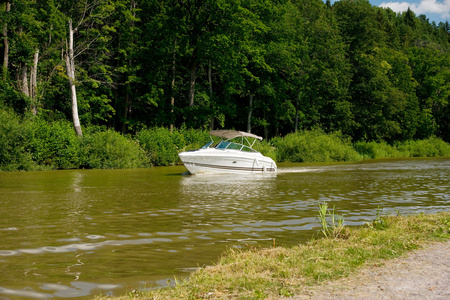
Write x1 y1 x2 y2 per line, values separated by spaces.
178 130 277 174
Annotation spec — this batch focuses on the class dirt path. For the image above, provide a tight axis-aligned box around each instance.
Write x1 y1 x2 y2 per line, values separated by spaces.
291 240 450 300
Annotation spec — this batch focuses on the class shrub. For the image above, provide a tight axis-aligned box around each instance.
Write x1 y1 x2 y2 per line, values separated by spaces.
179 127 210 151
353 141 406 159
272 129 362 163
136 128 181 166
0 109 36 171
81 130 149 169
30 119 82 169
396 137 450 157
254 140 277 162
136 127 210 166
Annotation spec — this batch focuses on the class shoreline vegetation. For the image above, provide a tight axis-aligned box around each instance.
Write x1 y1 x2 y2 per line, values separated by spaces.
93 211 450 299
1 111 450 172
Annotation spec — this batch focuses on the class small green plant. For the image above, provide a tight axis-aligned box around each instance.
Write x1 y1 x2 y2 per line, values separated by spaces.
317 202 346 239
367 206 389 230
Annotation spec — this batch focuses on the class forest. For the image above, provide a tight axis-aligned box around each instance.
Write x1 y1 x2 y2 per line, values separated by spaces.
0 0 449 170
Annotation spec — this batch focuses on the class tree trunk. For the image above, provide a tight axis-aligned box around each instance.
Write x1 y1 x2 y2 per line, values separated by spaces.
208 60 214 130
295 88 300 133
263 109 268 140
247 94 253 133
2 1 10 81
188 57 196 107
20 64 29 97
122 0 137 134
30 50 39 115
65 19 82 136
121 92 130 134
170 39 177 132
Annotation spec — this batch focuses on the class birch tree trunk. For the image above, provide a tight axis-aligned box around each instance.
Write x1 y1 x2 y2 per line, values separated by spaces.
170 40 177 132
65 19 82 136
2 1 10 81
247 94 253 133
188 57 196 107
20 64 29 97
30 50 39 115
295 88 300 133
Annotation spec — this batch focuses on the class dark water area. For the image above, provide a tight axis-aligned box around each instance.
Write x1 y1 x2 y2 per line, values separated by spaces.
0 158 449 299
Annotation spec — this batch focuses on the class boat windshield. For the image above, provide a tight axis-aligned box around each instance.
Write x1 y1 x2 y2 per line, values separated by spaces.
215 141 257 152
201 141 213 149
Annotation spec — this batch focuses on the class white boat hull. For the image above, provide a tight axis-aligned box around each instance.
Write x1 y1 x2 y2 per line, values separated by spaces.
179 148 277 174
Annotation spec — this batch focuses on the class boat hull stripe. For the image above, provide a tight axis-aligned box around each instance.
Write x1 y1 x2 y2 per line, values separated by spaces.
183 161 276 172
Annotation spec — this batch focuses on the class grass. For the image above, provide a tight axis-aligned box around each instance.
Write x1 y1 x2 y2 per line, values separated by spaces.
317 202 346 239
94 211 450 299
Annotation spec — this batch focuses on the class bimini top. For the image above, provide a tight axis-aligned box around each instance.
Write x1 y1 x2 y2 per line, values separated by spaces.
209 130 263 141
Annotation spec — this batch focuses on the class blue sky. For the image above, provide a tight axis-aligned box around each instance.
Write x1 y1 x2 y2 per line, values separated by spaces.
328 0 450 24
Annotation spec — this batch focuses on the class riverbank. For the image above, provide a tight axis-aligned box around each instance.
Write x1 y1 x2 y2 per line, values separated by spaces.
299 240 450 299
2 108 450 171
94 211 450 299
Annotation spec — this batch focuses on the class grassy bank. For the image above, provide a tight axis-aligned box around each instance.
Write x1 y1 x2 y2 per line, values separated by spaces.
1 108 450 171
94 211 449 299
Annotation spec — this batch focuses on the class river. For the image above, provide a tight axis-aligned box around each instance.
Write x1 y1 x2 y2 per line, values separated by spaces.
0 158 449 299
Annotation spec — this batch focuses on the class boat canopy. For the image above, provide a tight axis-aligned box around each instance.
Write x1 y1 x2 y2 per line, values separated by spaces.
209 130 263 141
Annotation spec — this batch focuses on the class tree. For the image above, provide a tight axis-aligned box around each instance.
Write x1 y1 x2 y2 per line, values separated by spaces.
65 18 82 136
2 1 10 81
59 0 116 135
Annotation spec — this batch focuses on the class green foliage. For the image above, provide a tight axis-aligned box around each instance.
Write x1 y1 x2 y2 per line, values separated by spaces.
136 127 210 166
272 129 362 162
136 128 182 166
30 119 82 169
2 0 450 170
178 127 211 151
253 140 277 162
80 130 149 169
396 137 450 157
317 202 346 239
0 82 30 114
354 137 450 159
2 0 450 143
353 141 406 159
0 109 35 171
367 207 389 231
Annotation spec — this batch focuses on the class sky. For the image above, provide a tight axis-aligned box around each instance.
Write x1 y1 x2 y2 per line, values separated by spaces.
329 0 450 24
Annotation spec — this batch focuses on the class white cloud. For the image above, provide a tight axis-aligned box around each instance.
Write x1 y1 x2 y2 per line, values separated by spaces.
380 0 450 20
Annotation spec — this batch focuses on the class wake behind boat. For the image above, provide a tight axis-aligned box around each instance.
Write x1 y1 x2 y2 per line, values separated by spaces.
178 130 277 174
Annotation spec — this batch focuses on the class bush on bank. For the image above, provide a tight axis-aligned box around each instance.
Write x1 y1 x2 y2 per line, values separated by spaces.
136 127 210 166
0 108 35 171
1 108 450 172
31 119 82 169
272 129 363 162
354 137 450 159
80 130 149 169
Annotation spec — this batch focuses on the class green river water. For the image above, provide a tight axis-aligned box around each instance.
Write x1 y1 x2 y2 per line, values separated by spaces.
0 158 449 299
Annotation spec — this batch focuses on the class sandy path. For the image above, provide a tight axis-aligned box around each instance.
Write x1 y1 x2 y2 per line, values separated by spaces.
291 240 450 300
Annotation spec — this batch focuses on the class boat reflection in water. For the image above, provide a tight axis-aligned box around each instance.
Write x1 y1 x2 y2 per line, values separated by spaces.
178 130 277 174
179 171 277 203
